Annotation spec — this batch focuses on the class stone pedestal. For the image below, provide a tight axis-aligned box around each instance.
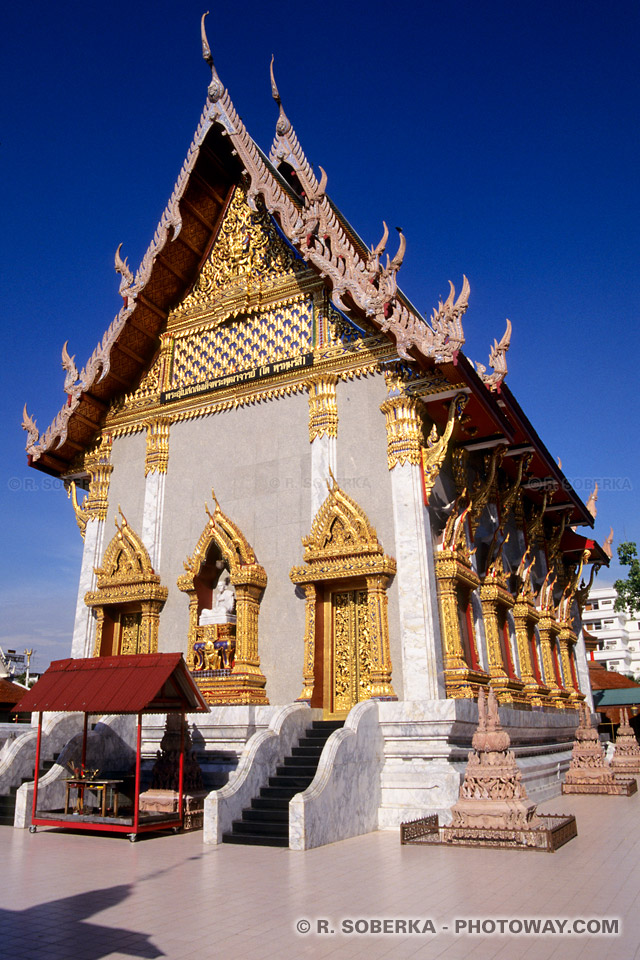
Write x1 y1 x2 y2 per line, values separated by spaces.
611 709 640 775
443 688 540 838
562 703 637 795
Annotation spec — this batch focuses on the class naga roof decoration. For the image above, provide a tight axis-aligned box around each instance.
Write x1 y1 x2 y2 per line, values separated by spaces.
475 318 512 389
20 17 602 534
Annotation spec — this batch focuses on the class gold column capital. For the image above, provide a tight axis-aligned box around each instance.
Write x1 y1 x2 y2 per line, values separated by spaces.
145 417 171 476
69 433 114 536
307 373 338 441
380 394 424 470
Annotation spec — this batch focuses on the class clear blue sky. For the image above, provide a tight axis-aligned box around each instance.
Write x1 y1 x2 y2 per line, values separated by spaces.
2 0 638 671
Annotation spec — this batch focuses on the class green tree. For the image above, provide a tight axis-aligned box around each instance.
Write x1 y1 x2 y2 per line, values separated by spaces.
614 542 640 614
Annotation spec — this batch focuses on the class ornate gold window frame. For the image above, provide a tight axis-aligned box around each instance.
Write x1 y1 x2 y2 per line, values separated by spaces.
177 492 268 706
289 477 397 710
85 511 168 657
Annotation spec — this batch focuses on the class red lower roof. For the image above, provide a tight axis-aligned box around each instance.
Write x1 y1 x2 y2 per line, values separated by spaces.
12 654 208 714
0 677 28 706
588 661 640 691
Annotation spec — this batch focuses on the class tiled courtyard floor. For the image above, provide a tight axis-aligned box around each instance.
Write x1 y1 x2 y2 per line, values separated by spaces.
1 793 639 960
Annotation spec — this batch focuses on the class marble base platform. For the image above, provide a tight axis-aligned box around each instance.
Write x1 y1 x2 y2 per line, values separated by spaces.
377 699 579 828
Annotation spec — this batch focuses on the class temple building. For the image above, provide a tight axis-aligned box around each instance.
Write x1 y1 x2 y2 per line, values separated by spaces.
19 18 611 845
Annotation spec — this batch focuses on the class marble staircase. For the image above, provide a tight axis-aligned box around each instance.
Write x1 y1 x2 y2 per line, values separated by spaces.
222 719 343 846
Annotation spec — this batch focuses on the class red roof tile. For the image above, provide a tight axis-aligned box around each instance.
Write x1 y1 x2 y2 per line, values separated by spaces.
588 660 640 691
12 654 208 714
0 677 27 705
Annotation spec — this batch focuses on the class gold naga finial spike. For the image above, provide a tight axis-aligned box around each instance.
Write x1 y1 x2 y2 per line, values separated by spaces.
210 487 220 510
586 481 598 519
603 527 614 559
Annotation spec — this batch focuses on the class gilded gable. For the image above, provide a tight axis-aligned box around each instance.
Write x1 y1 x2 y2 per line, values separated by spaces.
171 185 306 322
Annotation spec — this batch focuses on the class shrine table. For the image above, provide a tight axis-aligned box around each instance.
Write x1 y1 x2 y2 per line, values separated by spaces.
64 779 122 818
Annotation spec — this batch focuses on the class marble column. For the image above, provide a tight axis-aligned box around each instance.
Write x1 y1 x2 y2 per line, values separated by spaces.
381 394 445 700
71 517 107 658
141 418 170 571
69 436 113 658
307 375 338 521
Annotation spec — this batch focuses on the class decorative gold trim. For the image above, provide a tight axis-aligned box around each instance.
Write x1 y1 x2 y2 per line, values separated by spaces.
145 418 171 476
85 510 167 656
420 393 468 498
290 476 396 705
435 495 491 699
178 491 268 705
307 373 338 441
379 394 423 469
67 434 114 538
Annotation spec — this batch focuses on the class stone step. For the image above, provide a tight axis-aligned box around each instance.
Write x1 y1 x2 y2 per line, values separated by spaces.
221 832 288 847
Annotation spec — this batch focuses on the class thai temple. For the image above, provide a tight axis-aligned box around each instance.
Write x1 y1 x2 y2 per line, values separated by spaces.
17 17 612 848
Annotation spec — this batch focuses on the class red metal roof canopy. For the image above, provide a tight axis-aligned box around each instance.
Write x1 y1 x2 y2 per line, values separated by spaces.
13 654 208 715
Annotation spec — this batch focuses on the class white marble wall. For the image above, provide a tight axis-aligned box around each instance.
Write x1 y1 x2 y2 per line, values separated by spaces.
70 518 105 658
389 463 445 700
289 700 383 850
203 703 321 843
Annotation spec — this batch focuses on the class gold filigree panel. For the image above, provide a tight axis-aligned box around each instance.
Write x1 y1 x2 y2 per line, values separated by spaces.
170 299 314 391
332 589 371 713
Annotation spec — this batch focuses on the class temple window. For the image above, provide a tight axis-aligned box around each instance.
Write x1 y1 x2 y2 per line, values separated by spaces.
84 511 167 657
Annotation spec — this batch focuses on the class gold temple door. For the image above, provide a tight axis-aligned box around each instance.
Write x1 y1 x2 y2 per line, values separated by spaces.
328 587 372 717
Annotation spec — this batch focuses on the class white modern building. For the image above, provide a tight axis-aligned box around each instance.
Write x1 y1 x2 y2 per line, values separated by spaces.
583 586 640 679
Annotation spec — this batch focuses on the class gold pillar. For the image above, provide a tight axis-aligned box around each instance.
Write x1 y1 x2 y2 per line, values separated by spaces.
478 583 526 705
297 584 317 703
558 627 584 704
231 573 268 686
92 608 106 657
512 596 551 707
366 574 396 699
158 332 175 394
185 596 199 669
537 615 571 707
435 552 490 699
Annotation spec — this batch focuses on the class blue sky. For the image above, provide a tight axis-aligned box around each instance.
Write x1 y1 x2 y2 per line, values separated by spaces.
2 0 638 671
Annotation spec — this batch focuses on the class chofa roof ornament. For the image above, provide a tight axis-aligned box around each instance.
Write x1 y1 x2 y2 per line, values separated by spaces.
476 318 512 388
427 276 470 358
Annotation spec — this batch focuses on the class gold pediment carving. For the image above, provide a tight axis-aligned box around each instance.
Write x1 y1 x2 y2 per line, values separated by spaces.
178 491 266 592
172 185 304 319
91 510 161 590
290 476 396 586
